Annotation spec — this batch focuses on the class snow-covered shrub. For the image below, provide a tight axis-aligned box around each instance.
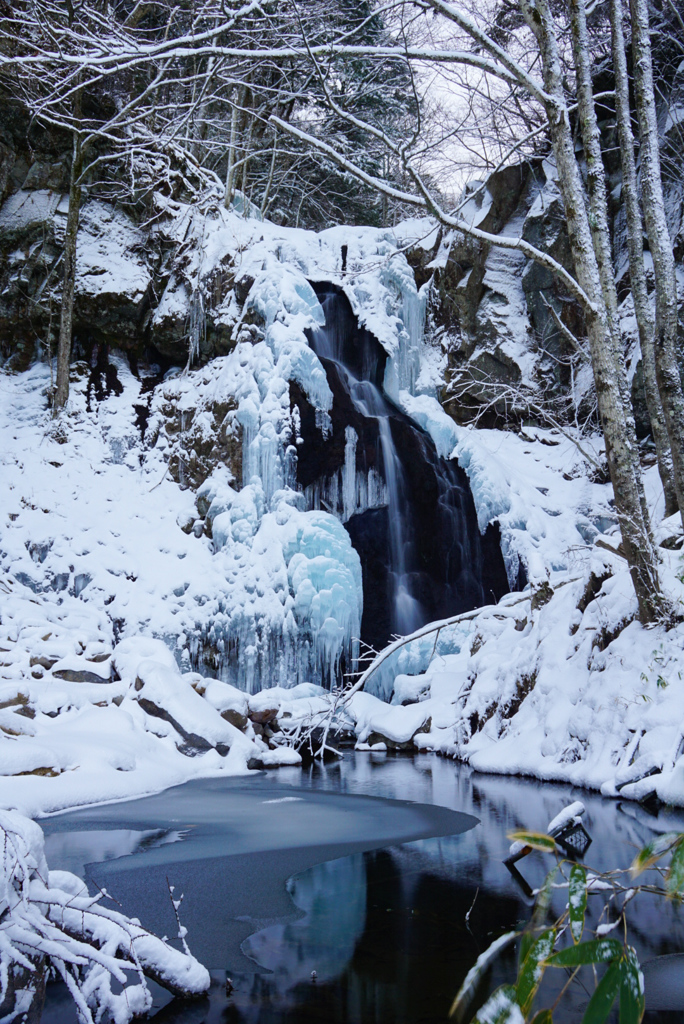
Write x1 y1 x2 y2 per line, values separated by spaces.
0 809 209 1024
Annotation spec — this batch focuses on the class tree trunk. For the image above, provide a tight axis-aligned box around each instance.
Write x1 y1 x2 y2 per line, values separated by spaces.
260 128 278 216
610 0 678 516
521 0 663 621
241 91 254 203
224 86 245 210
0 956 46 1023
52 126 83 416
629 0 684 529
568 0 653 536
568 0 619 329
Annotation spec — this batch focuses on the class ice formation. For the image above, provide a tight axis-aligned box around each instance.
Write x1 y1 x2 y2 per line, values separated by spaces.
194 474 362 689
1 206 444 699
141 206 446 687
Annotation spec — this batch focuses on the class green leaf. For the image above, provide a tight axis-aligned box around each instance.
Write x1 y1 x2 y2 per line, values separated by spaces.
508 831 557 854
519 865 557 967
473 985 524 1024
619 948 645 1024
666 838 684 897
516 929 556 1015
569 864 587 943
448 932 519 1021
582 962 621 1024
530 1013 553 1024
630 832 680 876
547 938 622 968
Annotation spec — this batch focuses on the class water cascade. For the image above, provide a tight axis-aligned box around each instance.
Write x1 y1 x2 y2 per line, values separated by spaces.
294 284 510 654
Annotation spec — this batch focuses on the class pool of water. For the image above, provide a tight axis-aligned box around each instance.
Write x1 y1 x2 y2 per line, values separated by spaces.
40 752 684 1023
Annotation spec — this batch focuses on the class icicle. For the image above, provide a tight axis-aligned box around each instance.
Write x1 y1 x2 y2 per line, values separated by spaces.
342 427 357 521
186 289 205 369
315 408 332 438
380 261 428 401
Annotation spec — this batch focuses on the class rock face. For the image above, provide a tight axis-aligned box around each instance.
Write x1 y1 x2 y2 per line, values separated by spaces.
415 64 684 432
419 160 590 429
0 86 255 374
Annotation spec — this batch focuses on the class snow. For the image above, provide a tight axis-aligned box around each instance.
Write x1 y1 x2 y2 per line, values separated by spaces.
453 424 614 585
0 809 209 1023
345 691 432 746
74 201 151 301
0 189 61 237
547 800 585 834
399 392 460 459
0 360 314 817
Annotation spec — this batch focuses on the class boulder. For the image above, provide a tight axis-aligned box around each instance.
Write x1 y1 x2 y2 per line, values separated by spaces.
366 718 432 751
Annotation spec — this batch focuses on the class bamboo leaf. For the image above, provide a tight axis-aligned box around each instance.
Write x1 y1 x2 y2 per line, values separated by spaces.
449 932 519 1021
530 1013 553 1024
516 929 556 1015
547 938 622 968
520 864 557 967
666 837 684 897
473 985 525 1024
618 948 645 1024
507 831 557 854
630 832 680 876
582 961 621 1024
569 864 587 943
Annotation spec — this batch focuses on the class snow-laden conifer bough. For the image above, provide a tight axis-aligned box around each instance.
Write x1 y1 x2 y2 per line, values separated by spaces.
0 810 209 1023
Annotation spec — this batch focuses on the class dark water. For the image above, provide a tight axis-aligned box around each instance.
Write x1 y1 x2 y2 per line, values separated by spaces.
41 753 684 1023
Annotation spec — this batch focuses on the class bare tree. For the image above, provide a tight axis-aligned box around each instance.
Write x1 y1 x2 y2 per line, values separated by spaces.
609 0 678 517
268 0 664 621
628 0 684 526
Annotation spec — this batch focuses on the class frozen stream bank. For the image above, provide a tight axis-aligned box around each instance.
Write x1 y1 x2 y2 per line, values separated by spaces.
41 753 684 1023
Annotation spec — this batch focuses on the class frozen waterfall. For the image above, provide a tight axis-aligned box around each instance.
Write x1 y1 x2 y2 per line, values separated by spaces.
297 284 511 655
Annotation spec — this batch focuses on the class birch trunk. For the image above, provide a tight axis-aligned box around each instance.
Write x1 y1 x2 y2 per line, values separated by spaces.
629 0 684 529
610 0 677 516
260 129 278 216
568 0 653 535
223 86 245 210
568 0 620 330
521 0 663 621
52 126 83 416
241 93 254 201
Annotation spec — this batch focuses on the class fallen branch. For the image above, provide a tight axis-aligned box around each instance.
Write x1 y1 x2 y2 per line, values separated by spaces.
0 810 210 1024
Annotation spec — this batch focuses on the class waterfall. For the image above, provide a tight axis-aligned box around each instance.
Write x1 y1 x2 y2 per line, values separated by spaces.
310 320 425 637
298 284 511 654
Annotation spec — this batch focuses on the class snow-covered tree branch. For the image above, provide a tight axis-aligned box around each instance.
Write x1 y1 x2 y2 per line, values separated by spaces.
0 810 209 1024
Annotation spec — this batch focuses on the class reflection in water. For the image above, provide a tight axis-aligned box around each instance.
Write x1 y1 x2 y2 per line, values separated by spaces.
41 753 684 1023
236 755 684 1022
243 856 367 991
43 828 187 878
